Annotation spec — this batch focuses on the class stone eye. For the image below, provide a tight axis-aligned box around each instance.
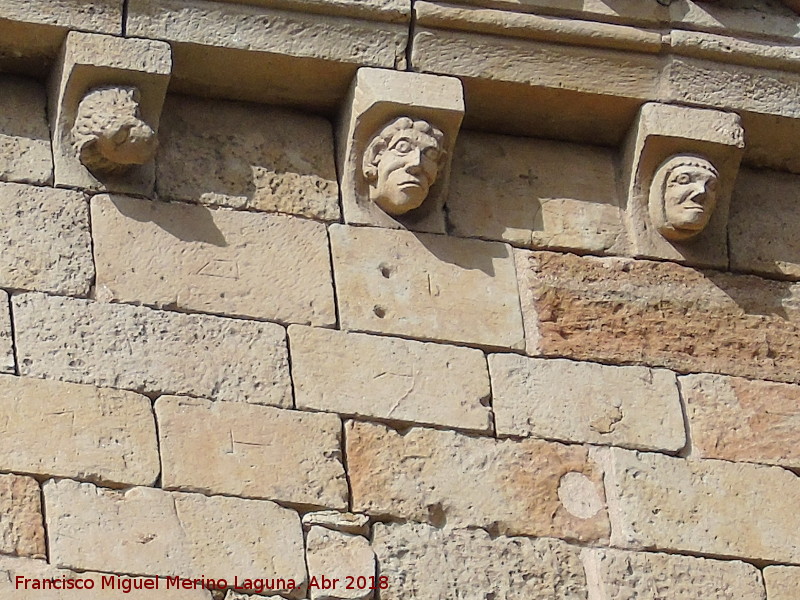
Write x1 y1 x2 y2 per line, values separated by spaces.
676 173 691 185
393 140 413 154
424 148 441 162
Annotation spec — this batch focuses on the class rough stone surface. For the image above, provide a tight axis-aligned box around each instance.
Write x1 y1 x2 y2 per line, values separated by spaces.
0 555 212 599
489 354 685 452
0 290 14 374
0 375 159 486
0 75 52 185
0 474 45 559
0 0 121 33
156 396 348 509
680 373 800 469
330 224 524 350
582 548 766 600
602 447 800 563
373 522 588 599
306 526 375 600
516 249 800 384
0 182 92 296
290 325 491 432
44 479 307 596
92 195 336 326
764 566 800 600
13 293 292 406
448 131 626 254
158 95 339 220
302 511 369 536
347 421 609 542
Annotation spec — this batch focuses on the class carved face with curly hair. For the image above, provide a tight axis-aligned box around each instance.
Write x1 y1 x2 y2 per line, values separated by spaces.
362 116 446 216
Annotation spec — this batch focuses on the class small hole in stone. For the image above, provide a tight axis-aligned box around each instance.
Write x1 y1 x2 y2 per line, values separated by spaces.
373 306 386 318
379 264 393 278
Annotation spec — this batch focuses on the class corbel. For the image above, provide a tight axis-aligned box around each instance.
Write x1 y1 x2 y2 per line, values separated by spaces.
49 31 172 195
337 67 464 234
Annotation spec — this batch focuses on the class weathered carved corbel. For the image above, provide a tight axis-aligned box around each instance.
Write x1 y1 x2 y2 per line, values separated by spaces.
621 102 744 268
337 67 464 233
49 32 171 195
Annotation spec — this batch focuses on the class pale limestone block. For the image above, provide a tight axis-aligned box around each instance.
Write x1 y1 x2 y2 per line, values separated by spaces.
337 67 464 233
0 375 158 486
582 548 766 600
0 474 45 559
156 396 348 509
44 479 307 596
306 526 375 600
330 224 524 350
13 293 292 406
515 249 800 384
0 182 92 296
0 1 121 33
49 31 171 194
92 195 335 326
680 373 800 469
289 326 491 432
212 0 409 22
0 555 213 599
489 355 685 452
346 421 609 542
0 290 12 374
764 566 800 600
157 95 339 220
0 75 52 184
730 168 800 279
302 511 369 536
621 102 744 268
373 522 588 600
600 447 800 563
225 592 282 600
448 131 626 254
670 2 800 43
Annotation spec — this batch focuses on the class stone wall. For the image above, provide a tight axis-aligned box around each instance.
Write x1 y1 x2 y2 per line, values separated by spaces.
1 1 800 599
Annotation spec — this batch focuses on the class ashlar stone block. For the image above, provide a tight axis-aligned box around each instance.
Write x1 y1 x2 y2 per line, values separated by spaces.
156 396 348 509
302 511 369 536
13 292 292 406
0 290 13 374
0 182 92 296
489 354 685 452
764 566 800 600
306 526 375 600
289 325 491 432
44 479 307 597
621 102 744 268
92 195 336 326
0 474 45 559
49 31 171 195
601 447 800 563
346 421 609 542
373 522 588 600
0 75 52 185
330 224 524 350
337 67 464 233
0 375 159 486
157 95 339 220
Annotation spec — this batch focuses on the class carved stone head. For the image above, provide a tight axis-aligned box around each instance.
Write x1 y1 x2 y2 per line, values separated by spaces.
362 116 446 216
72 86 158 176
649 154 720 241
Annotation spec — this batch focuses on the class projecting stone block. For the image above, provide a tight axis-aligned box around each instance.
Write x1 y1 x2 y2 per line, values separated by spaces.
0 182 92 296
289 326 491 432
306 527 375 600
0 290 12 374
346 421 609 542
489 355 685 452
13 293 291 406
448 131 626 254
0 375 158 486
337 67 464 233
601 447 800 563
373 522 588 600
157 95 339 220
581 548 766 600
44 479 307 596
156 396 347 509
516 249 800 384
0 474 45 559
92 195 335 326
330 225 524 350
0 75 52 185
621 102 744 268
49 31 171 195
680 373 800 469
764 566 800 600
